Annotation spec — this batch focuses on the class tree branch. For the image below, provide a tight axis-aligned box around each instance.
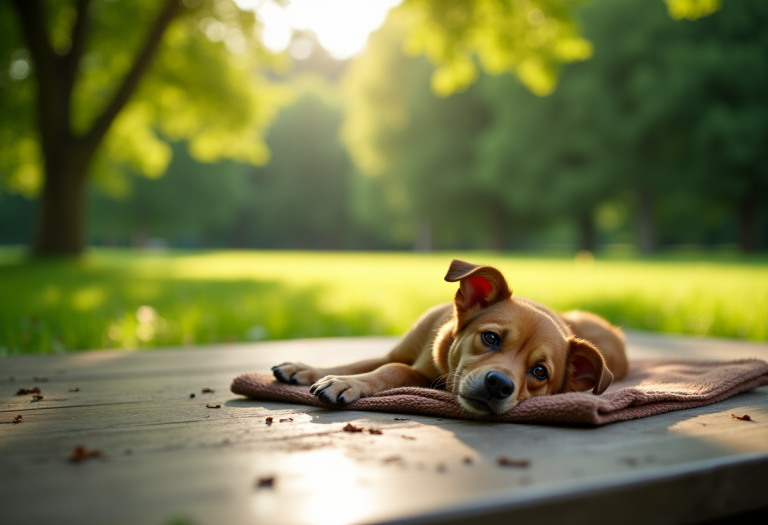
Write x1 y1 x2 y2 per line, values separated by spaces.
81 0 182 156
11 0 65 149
62 0 92 95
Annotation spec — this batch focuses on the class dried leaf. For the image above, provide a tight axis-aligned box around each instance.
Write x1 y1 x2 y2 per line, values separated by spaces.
206 404 221 409
343 423 363 433
256 476 275 488
368 428 383 435
202 388 215 393
732 414 752 421
31 394 44 401
265 417 273 425
497 456 530 468
13 415 22 424
70 445 103 463
16 387 40 395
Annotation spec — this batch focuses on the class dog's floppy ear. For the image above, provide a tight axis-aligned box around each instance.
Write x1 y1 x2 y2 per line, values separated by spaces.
444 260 512 320
562 337 613 395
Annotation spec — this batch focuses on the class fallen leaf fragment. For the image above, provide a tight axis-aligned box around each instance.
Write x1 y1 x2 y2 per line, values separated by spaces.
394 417 409 421
68 388 80 392
265 417 273 425
256 476 275 489
16 387 41 395
202 388 215 393
732 414 752 421
279 418 293 423
368 428 383 435
13 415 22 424
32 394 44 401
343 423 363 433
497 456 530 468
206 404 221 409
70 445 103 463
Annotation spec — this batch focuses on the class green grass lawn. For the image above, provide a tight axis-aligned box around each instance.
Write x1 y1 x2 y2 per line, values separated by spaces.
0 248 766 355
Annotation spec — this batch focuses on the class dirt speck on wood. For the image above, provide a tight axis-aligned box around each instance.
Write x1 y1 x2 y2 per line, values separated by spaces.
70 445 103 463
256 476 275 489
497 456 530 468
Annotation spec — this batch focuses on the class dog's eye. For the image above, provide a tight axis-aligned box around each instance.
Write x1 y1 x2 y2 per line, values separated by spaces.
481 332 500 347
531 365 548 380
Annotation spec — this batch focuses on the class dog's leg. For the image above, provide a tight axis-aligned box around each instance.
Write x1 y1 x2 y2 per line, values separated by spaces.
310 363 431 404
272 357 392 386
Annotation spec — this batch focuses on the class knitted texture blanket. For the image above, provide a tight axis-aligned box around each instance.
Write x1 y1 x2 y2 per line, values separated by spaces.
231 358 768 425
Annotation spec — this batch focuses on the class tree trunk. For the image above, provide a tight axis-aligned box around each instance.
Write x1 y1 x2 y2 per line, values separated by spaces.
738 195 758 253
33 153 90 256
638 189 655 254
578 212 595 253
13 0 182 257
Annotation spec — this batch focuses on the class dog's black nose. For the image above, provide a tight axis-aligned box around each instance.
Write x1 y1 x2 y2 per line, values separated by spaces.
485 371 515 399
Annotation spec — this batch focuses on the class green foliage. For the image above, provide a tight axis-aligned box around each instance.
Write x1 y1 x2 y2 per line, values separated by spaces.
87 142 251 243
397 0 593 96
0 249 766 355
0 0 286 198
243 78 353 248
663 0 721 20
342 0 768 251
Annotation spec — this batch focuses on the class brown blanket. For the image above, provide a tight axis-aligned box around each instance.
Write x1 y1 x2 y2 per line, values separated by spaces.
231 358 768 425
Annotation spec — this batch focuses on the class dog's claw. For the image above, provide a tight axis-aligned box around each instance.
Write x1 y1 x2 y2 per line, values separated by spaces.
338 394 345 404
309 384 317 394
289 373 298 385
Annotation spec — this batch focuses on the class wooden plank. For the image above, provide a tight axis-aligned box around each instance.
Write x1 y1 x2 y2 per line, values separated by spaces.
1 333 767 525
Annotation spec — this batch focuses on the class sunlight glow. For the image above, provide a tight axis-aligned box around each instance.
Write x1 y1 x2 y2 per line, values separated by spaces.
236 0 402 60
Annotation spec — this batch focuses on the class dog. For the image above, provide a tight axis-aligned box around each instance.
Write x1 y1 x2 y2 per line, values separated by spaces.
272 259 628 415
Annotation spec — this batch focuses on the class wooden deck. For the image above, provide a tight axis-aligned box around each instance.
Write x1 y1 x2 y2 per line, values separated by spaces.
2 332 768 525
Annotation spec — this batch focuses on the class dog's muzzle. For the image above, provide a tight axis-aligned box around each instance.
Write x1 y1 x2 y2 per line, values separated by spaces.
460 371 515 414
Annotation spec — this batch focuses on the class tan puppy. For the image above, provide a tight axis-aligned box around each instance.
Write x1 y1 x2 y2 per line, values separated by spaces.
272 259 628 415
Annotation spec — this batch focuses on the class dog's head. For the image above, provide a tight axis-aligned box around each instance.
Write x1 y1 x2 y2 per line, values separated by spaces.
438 259 613 415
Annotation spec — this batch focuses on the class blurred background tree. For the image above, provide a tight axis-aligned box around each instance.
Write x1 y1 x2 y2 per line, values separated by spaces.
1 0 766 254
1 0 283 256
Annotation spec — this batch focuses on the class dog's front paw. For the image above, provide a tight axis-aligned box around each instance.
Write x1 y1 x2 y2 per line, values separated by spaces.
309 376 371 404
271 362 323 385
